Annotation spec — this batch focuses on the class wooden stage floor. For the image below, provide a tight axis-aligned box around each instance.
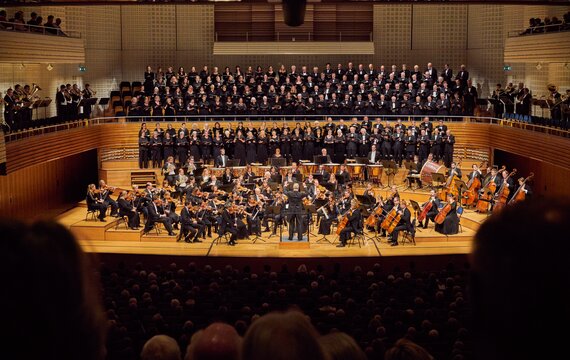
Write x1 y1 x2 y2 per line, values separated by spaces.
57 191 488 259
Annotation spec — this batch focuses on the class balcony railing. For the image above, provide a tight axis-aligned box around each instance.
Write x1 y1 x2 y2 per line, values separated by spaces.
215 31 373 43
0 20 81 38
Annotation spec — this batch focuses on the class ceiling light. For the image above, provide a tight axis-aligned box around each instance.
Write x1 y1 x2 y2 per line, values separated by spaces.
47 63 54 71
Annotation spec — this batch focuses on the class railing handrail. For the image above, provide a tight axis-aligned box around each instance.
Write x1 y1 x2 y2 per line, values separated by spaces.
4 114 570 143
0 20 81 38
214 30 374 42
508 22 569 37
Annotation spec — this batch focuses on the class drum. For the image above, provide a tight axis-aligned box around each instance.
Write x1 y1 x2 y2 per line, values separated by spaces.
420 160 445 185
327 163 340 175
347 163 364 179
211 167 224 178
367 164 384 179
251 163 263 176
303 162 318 175
279 166 292 178
231 166 246 177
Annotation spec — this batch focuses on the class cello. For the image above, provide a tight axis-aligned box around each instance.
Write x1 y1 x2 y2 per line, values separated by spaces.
434 202 452 224
508 172 534 205
365 197 386 227
417 197 434 222
438 162 461 201
462 161 486 206
336 208 352 235
381 201 403 234
492 168 517 213
475 165 505 213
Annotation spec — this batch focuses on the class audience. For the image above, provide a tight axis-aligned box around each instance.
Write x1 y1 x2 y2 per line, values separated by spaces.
0 9 66 35
384 338 434 360
520 11 570 35
0 220 107 360
318 332 368 360
141 335 182 360
470 197 570 360
185 322 241 360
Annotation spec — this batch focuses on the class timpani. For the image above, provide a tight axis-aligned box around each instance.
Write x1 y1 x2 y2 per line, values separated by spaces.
279 165 292 178
211 167 224 178
327 163 340 175
367 164 384 183
302 163 318 175
231 166 246 177
347 163 365 180
251 163 263 176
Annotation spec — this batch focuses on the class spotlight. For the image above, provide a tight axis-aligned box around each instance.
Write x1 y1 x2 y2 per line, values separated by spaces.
47 63 54 71
282 0 307 27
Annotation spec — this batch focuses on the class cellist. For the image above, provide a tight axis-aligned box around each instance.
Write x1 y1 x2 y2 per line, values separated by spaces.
418 189 441 229
388 198 411 247
435 193 460 235
337 199 362 248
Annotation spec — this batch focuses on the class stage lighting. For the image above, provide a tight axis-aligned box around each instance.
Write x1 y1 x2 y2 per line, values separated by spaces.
282 0 307 27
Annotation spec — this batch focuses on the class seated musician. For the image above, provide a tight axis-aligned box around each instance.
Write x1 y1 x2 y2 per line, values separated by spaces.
318 148 332 164
98 180 119 217
318 195 337 236
263 191 286 235
269 166 282 184
515 176 532 200
291 162 302 182
418 189 440 229
407 155 423 188
162 191 180 230
336 164 351 185
448 162 463 179
245 195 263 236
243 165 256 184
362 183 376 209
175 168 189 200
215 148 230 168
144 196 176 236
117 190 140 230
467 163 483 183
435 193 460 235
162 156 177 186
222 167 233 185
316 164 330 184
178 201 200 243
86 184 107 222
220 204 238 246
388 198 412 247
273 148 283 158
337 199 362 248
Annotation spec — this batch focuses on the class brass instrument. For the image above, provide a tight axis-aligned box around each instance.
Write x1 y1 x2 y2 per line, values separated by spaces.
29 83 41 100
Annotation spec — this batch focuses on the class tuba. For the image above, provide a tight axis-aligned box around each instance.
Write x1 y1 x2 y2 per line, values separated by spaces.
28 83 41 100
547 83 558 100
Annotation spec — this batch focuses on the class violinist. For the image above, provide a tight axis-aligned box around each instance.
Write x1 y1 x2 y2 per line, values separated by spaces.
196 201 214 239
245 195 263 236
220 204 238 246
435 193 459 235
317 195 337 236
179 201 200 243
163 191 180 230
264 191 286 235
143 197 176 236
418 189 441 229
98 180 119 217
362 183 376 208
243 165 256 184
388 198 411 247
222 167 233 185
118 191 140 230
337 199 362 248
86 184 107 222
175 168 189 200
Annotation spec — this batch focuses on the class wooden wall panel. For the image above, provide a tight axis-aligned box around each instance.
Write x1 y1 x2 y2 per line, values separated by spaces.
0 31 85 64
504 32 570 63
0 150 98 220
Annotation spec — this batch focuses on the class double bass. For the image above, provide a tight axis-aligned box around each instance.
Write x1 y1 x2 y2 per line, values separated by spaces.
493 169 517 213
461 161 486 206
475 165 505 213
508 173 534 205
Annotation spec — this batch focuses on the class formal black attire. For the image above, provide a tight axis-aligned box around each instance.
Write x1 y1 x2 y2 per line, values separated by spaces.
118 198 140 229
339 209 362 245
435 201 459 235
390 207 411 245
284 189 307 241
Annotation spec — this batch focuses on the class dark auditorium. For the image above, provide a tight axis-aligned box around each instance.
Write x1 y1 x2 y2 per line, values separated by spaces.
1 1 569 360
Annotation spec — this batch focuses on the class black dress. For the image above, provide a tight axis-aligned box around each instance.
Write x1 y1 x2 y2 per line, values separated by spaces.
291 134 303 163
234 136 247 165
334 135 346 164
268 135 280 157
280 134 291 161
435 201 460 235
303 133 315 161
324 135 335 156
189 138 201 161
246 136 257 164
257 137 269 164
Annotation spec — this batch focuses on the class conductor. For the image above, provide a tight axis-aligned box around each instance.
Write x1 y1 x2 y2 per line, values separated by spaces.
284 182 307 241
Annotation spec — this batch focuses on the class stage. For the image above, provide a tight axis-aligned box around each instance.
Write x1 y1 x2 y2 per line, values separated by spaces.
57 189 487 259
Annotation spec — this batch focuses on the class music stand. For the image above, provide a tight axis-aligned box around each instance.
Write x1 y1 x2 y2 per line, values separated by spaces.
454 179 467 198
533 99 549 118
39 98 52 121
382 160 398 188
219 183 235 193
227 159 241 167
402 161 416 191
97 97 110 115
249 207 266 244
31 99 42 121
314 199 332 244
79 97 98 119
431 173 446 191
408 199 424 233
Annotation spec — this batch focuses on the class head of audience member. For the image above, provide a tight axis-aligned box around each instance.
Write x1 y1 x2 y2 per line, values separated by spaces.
470 198 570 360
318 332 367 360
0 220 107 360
242 310 326 360
185 322 241 360
384 338 433 360
141 335 181 360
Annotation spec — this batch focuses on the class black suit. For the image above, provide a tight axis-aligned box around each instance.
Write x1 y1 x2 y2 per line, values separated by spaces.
144 202 174 234
368 150 381 164
339 208 362 245
180 206 199 242
390 207 411 245
215 154 230 168
118 198 140 228
284 190 307 240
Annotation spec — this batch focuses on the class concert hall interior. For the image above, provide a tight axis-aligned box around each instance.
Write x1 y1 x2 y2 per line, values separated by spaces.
0 1 569 359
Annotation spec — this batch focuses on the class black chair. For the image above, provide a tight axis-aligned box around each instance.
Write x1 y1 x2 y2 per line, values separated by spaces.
85 209 98 221
401 219 417 246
